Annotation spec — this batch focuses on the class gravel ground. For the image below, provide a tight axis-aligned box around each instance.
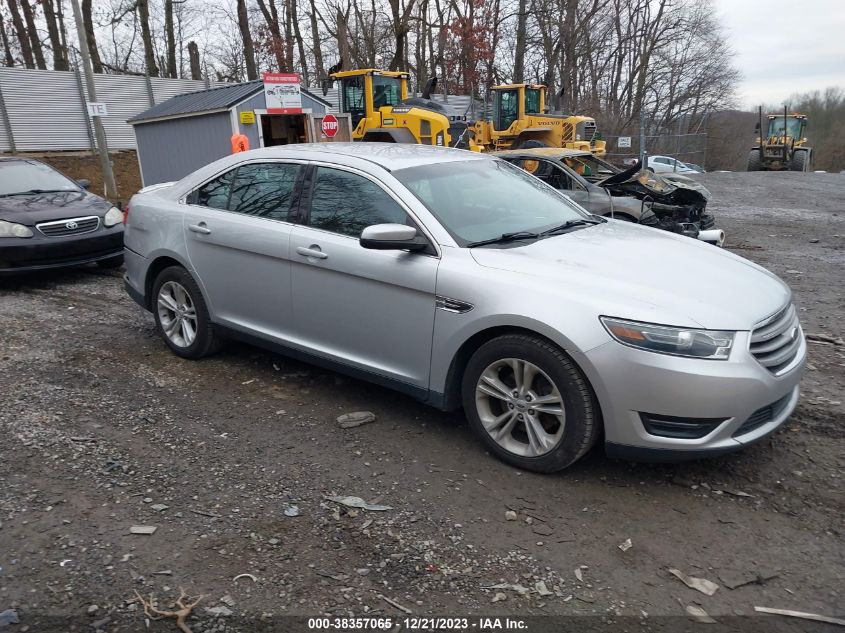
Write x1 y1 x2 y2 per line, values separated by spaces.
0 172 842 632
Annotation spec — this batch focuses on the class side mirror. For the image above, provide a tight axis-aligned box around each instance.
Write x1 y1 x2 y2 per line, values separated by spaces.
77 178 91 189
360 223 428 251
754 122 761 133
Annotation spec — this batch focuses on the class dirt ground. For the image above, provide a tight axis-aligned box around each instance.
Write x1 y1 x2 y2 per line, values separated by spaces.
0 171 842 633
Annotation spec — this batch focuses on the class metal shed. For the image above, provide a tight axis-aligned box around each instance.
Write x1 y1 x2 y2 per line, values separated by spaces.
129 80 337 186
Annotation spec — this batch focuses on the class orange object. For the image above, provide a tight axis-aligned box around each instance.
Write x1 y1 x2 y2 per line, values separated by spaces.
231 133 250 153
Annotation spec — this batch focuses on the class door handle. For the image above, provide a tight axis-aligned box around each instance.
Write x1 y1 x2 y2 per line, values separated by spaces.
188 223 211 234
296 246 328 260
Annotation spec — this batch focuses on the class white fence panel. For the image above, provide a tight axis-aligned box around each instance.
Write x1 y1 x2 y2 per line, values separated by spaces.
0 67 220 153
0 68 91 151
90 73 153 150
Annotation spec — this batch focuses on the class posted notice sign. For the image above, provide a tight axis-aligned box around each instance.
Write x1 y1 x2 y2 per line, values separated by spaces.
617 136 632 148
263 72 302 114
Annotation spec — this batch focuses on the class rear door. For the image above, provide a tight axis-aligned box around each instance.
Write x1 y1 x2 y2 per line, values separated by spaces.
288 164 439 389
181 160 304 339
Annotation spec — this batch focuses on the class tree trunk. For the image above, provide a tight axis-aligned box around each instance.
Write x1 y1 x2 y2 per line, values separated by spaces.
283 0 294 73
7 0 35 68
164 0 177 77
236 0 257 80
187 39 201 79
335 6 350 71
387 0 415 71
289 0 309 83
512 0 527 82
136 0 159 76
0 11 16 66
80 0 102 73
308 0 324 78
20 0 47 69
40 0 67 70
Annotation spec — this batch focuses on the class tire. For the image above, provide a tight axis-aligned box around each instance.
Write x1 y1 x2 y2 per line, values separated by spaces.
151 265 221 359
96 254 123 269
790 149 808 172
516 139 549 149
461 334 600 472
747 149 762 171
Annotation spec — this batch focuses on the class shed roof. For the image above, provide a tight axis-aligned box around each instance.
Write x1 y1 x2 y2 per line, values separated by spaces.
129 80 333 125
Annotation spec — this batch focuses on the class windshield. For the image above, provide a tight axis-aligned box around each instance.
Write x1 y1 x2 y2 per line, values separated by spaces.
494 89 519 131
0 160 79 196
372 76 402 109
767 116 803 139
341 76 366 128
394 159 590 246
561 154 618 180
525 88 541 114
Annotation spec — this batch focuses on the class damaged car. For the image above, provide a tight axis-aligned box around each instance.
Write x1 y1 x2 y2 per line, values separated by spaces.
495 148 723 245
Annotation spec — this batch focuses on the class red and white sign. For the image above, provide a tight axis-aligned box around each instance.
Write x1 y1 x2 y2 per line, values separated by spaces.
321 113 339 138
263 72 302 114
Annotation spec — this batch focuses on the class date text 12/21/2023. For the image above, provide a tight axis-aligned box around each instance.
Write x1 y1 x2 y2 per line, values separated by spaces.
307 617 529 631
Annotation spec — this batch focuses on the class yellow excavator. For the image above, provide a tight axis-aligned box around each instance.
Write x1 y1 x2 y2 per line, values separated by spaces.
329 68 474 148
747 106 811 171
470 84 607 156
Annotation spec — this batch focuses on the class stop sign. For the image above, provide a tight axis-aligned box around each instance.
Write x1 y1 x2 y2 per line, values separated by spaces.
321 113 339 138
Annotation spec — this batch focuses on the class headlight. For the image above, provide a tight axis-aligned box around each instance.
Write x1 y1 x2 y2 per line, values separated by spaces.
103 206 123 227
0 220 33 238
600 317 734 360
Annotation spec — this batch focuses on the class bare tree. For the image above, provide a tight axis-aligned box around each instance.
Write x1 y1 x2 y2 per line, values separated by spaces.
136 0 159 76
187 38 200 78
1 11 16 66
40 0 68 69
6 0 34 67
19 0 46 68
80 0 102 72
236 0 257 79
256 0 288 71
163 0 177 77
386 0 415 70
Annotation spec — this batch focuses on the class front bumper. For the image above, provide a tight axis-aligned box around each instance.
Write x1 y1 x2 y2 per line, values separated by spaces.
580 330 806 460
0 227 123 274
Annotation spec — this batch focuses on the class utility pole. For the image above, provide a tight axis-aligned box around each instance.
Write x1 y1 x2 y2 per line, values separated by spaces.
69 0 118 200
639 109 647 164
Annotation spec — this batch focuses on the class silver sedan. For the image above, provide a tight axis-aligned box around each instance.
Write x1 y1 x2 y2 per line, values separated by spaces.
123 143 805 472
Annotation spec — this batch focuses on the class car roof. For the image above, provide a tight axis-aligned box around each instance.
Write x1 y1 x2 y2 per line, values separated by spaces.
493 147 591 159
230 143 489 172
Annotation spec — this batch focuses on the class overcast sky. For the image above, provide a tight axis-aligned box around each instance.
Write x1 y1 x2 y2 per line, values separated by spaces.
715 0 845 108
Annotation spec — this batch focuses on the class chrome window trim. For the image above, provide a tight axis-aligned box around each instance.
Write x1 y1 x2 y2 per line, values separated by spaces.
36 215 100 236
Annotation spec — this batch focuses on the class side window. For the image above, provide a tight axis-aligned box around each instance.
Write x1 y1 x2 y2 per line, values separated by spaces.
517 159 570 190
307 167 408 238
190 169 235 209
228 162 300 220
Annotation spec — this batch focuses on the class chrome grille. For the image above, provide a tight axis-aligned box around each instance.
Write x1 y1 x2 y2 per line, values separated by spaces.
36 216 100 237
750 303 802 374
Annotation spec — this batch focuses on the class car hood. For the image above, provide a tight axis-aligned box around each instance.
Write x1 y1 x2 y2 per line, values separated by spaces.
600 168 710 201
0 190 112 225
660 172 711 199
469 221 789 330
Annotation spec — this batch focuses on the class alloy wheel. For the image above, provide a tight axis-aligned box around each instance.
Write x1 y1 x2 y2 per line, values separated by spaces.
157 280 198 348
474 357 566 457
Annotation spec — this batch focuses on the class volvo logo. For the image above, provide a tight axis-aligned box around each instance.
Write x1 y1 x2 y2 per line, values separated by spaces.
65 220 79 230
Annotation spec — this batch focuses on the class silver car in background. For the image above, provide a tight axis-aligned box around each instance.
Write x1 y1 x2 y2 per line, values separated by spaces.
123 144 805 472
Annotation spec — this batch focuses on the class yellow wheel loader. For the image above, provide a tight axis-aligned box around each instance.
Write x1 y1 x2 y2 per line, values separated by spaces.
328 69 475 149
747 106 811 171
470 84 607 156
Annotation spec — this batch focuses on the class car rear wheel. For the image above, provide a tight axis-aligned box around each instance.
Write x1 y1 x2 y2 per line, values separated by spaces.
152 266 221 359
461 334 600 472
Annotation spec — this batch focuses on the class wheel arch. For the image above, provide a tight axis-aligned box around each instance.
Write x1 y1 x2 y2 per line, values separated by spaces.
144 254 191 311
436 324 601 421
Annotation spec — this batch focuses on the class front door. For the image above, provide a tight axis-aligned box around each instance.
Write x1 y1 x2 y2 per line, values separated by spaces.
289 165 439 389
182 161 303 339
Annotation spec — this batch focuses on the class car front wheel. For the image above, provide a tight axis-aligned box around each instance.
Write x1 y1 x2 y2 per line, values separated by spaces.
152 266 220 359
462 334 600 472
